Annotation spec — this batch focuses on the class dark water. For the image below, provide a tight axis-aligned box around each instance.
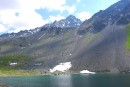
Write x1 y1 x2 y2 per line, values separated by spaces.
0 74 130 87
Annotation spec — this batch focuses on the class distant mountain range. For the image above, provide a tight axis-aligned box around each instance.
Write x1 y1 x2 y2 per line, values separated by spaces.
0 0 130 74
0 15 82 38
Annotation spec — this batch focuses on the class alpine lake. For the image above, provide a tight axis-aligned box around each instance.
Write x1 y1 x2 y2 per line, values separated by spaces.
0 74 130 87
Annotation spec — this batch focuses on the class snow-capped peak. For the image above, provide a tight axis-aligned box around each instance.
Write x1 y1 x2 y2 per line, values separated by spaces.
44 15 82 28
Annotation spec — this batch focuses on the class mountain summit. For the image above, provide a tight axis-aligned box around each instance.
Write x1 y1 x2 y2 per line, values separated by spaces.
0 15 82 38
44 15 82 28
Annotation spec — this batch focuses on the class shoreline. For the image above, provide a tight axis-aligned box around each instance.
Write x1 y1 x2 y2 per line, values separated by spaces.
0 72 128 77
0 69 130 77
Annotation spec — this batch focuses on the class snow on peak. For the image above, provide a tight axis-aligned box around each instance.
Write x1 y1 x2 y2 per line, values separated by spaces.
43 15 82 28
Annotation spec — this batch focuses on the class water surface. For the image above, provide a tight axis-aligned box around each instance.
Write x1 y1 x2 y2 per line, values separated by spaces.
0 74 130 87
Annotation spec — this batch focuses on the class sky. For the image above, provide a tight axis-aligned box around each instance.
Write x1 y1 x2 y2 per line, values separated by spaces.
0 0 119 34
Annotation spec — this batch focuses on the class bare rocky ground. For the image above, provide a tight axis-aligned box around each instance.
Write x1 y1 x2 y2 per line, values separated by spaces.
71 25 130 73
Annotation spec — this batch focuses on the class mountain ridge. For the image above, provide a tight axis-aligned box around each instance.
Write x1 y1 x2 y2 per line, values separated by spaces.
0 15 82 38
79 0 130 33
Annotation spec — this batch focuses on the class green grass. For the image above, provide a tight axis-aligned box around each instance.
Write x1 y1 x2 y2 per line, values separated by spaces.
0 69 31 76
126 23 130 51
0 69 49 76
0 54 49 76
0 54 30 69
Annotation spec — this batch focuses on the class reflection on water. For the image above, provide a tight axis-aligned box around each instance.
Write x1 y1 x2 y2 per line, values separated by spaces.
0 76 52 87
50 75 73 87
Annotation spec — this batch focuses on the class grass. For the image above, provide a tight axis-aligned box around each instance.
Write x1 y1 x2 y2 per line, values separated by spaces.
126 23 130 51
0 69 31 76
0 54 33 76
0 54 30 69
0 54 50 76
0 69 50 76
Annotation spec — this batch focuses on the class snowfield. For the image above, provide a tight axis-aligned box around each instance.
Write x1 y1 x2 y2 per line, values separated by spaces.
50 62 72 73
80 70 96 74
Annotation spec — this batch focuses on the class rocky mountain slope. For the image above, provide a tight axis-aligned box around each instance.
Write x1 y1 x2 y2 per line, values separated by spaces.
0 0 130 74
79 0 130 33
75 0 130 72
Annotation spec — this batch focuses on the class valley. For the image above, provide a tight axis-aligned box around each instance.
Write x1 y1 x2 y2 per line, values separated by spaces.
0 0 130 76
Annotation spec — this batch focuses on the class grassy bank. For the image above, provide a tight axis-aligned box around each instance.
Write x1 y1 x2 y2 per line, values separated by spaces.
126 23 130 51
0 69 31 76
0 54 30 68
0 68 50 76
0 54 33 76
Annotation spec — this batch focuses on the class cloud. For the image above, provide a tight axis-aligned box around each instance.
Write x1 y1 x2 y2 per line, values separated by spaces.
77 11 91 21
67 5 76 14
0 9 48 33
48 15 65 22
77 0 81 3
0 0 74 33
0 24 7 33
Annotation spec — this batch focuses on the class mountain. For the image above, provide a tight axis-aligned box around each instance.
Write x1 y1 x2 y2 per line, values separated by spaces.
0 15 81 39
0 0 130 74
0 27 41 39
44 15 82 28
75 0 130 72
79 0 130 33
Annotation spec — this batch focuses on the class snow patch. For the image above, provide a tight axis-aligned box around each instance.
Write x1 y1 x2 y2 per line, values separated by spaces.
21 47 26 49
62 24 65 27
79 36 82 37
80 70 96 74
34 63 42 66
9 62 17 66
69 53 72 56
50 62 72 73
